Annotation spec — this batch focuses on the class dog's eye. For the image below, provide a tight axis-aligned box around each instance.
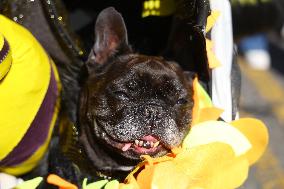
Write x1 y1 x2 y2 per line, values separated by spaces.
176 98 188 105
113 91 129 100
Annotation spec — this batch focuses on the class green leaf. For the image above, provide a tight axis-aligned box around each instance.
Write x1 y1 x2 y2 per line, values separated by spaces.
14 177 43 189
104 180 119 189
82 178 108 189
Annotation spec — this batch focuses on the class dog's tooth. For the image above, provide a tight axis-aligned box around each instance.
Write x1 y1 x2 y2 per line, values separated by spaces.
135 140 139 146
139 140 143 147
150 141 154 148
154 141 159 147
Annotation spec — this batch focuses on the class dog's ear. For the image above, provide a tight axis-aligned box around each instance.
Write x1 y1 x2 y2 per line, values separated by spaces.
87 7 131 72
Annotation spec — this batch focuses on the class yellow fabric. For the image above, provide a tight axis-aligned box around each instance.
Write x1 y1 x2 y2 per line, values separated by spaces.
0 61 61 176
0 34 3 47
0 15 50 161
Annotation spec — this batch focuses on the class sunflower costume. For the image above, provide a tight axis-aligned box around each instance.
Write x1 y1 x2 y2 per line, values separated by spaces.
0 15 61 175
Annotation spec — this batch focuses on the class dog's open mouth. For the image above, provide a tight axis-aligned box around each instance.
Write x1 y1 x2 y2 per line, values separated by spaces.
121 135 160 154
93 120 170 158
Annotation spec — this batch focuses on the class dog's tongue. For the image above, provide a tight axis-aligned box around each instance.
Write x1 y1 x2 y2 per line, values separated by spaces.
141 135 158 142
122 143 132 151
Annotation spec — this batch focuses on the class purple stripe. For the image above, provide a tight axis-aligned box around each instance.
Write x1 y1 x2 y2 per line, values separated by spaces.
0 62 58 166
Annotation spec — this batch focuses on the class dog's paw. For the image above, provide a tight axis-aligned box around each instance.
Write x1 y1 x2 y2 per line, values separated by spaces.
0 173 23 189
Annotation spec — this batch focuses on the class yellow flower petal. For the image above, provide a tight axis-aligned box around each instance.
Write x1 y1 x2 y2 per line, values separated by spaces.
183 121 252 156
135 143 249 189
193 107 223 125
206 39 222 69
192 78 214 125
119 182 137 189
206 11 221 33
230 118 269 165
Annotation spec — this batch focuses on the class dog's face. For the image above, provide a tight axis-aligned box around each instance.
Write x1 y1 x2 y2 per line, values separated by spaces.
78 7 195 171
81 55 194 159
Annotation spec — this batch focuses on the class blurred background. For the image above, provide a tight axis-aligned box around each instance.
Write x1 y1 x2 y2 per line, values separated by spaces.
231 1 284 188
237 33 284 188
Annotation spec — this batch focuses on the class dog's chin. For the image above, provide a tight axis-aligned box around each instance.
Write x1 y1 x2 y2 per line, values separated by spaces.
93 120 171 160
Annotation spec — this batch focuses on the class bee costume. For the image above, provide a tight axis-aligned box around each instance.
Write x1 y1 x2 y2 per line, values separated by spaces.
0 15 61 176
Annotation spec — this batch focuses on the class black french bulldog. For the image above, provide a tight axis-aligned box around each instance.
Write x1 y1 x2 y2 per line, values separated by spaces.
45 7 197 185
81 7 194 160
81 5 195 175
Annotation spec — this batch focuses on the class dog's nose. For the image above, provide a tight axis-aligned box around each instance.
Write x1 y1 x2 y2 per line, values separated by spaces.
143 105 163 120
